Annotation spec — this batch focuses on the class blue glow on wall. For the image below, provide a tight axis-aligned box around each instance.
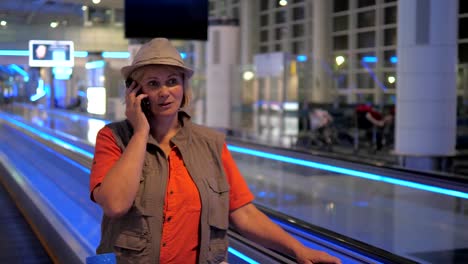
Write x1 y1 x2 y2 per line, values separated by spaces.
101 52 130 59
296 55 308 62
362 56 378 63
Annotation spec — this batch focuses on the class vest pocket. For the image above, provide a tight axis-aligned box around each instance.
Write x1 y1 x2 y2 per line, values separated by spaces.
207 240 228 264
114 232 149 262
207 176 230 230
206 176 230 263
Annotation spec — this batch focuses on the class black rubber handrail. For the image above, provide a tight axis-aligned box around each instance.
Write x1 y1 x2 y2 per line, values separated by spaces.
256 204 418 264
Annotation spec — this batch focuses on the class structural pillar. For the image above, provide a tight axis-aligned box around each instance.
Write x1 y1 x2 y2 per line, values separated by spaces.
206 18 240 129
240 0 255 66
311 0 332 103
395 0 458 170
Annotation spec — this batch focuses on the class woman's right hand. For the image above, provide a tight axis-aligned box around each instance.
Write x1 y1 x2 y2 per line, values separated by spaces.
125 81 150 134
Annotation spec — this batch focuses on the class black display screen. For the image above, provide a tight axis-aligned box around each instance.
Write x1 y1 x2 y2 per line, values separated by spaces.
124 0 208 40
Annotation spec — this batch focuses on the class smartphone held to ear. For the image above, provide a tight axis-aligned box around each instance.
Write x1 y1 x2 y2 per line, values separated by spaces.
125 78 151 115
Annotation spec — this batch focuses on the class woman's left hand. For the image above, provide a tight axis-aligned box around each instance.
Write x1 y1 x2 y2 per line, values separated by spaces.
294 246 341 264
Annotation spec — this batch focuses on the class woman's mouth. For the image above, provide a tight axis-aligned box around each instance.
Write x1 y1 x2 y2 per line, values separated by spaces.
158 102 172 108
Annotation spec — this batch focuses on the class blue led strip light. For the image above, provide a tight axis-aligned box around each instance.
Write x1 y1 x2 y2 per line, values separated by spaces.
228 247 260 264
0 113 94 160
227 145 468 199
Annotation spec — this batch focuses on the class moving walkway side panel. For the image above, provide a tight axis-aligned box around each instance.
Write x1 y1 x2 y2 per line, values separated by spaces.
0 124 99 263
0 173 52 263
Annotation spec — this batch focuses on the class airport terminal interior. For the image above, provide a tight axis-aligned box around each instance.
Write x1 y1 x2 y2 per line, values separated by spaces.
0 0 467 263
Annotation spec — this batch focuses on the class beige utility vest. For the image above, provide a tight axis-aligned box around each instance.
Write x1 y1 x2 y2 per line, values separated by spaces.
96 113 231 263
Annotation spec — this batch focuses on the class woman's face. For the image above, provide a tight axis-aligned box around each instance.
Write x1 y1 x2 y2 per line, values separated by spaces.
138 65 184 118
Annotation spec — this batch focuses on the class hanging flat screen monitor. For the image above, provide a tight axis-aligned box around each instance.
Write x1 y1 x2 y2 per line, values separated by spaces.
29 40 74 67
124 0 208 40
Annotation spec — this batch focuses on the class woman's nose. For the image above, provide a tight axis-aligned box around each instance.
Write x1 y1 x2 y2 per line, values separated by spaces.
158 86 170 97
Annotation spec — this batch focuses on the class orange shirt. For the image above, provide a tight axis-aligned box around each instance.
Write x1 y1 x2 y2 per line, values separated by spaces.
90 126 254 263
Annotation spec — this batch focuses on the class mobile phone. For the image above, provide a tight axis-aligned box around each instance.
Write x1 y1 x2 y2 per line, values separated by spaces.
125 78 151 115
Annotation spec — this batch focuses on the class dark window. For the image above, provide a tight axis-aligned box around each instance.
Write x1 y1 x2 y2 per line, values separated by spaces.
384 28 397 46
459 43 468 63
357 11 375 28
384 6 397 24
461 0 468 14
292 41 304 54
357 31 375 48
293 7 305 20
459 17 468 39
260 14 269 26
333 35 348 50
259 45 269 53
356 94 374 104
260 30 269 42
336 74 348 89
293 0 304 3
232 7 239 19
275 10 286 24
333 0 348 12
275 27 286 40
333 15 348 31
358 0 375 8
275 43 282 51
384 50 397 67
357 73 375 89
260 0 268 10
385 0 397 2
292 24 304 37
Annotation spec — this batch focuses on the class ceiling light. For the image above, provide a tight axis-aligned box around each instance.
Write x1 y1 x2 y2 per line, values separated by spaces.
50 22 59 28
92 0 101 4
279 0 288 6
82 5 88 11
0 21 7 26
242 71 255 81
335 55 345 66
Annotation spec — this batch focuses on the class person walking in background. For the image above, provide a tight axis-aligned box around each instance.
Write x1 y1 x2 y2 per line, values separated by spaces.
89 38 341 264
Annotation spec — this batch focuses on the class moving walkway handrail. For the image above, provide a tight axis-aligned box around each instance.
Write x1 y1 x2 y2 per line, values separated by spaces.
256 204 418 264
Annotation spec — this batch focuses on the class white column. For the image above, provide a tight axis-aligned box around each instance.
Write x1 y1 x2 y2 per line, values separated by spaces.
206 21 240 128
395 0 458 165
311 0 332 103
240 0 255 66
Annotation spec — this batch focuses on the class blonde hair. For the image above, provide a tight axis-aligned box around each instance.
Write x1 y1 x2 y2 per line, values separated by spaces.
130 64 192 108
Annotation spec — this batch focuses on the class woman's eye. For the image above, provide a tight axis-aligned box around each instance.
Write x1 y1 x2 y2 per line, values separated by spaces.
148 80 161 87
167 78 179 86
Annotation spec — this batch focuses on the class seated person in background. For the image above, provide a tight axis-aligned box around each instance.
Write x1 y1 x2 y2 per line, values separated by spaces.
310 108 334 145
355 104 393 150
89 38 341 264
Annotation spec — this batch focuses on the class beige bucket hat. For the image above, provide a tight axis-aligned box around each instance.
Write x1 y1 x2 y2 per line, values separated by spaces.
121 38 194 80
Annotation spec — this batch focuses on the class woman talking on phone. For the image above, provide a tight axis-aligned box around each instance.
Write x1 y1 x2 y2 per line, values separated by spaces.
89 38 341 264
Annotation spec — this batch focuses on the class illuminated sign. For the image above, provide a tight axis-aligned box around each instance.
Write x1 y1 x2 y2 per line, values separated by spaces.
29 40 74 67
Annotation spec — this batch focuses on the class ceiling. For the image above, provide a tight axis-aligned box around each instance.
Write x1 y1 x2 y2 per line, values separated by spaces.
0 0 124 27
